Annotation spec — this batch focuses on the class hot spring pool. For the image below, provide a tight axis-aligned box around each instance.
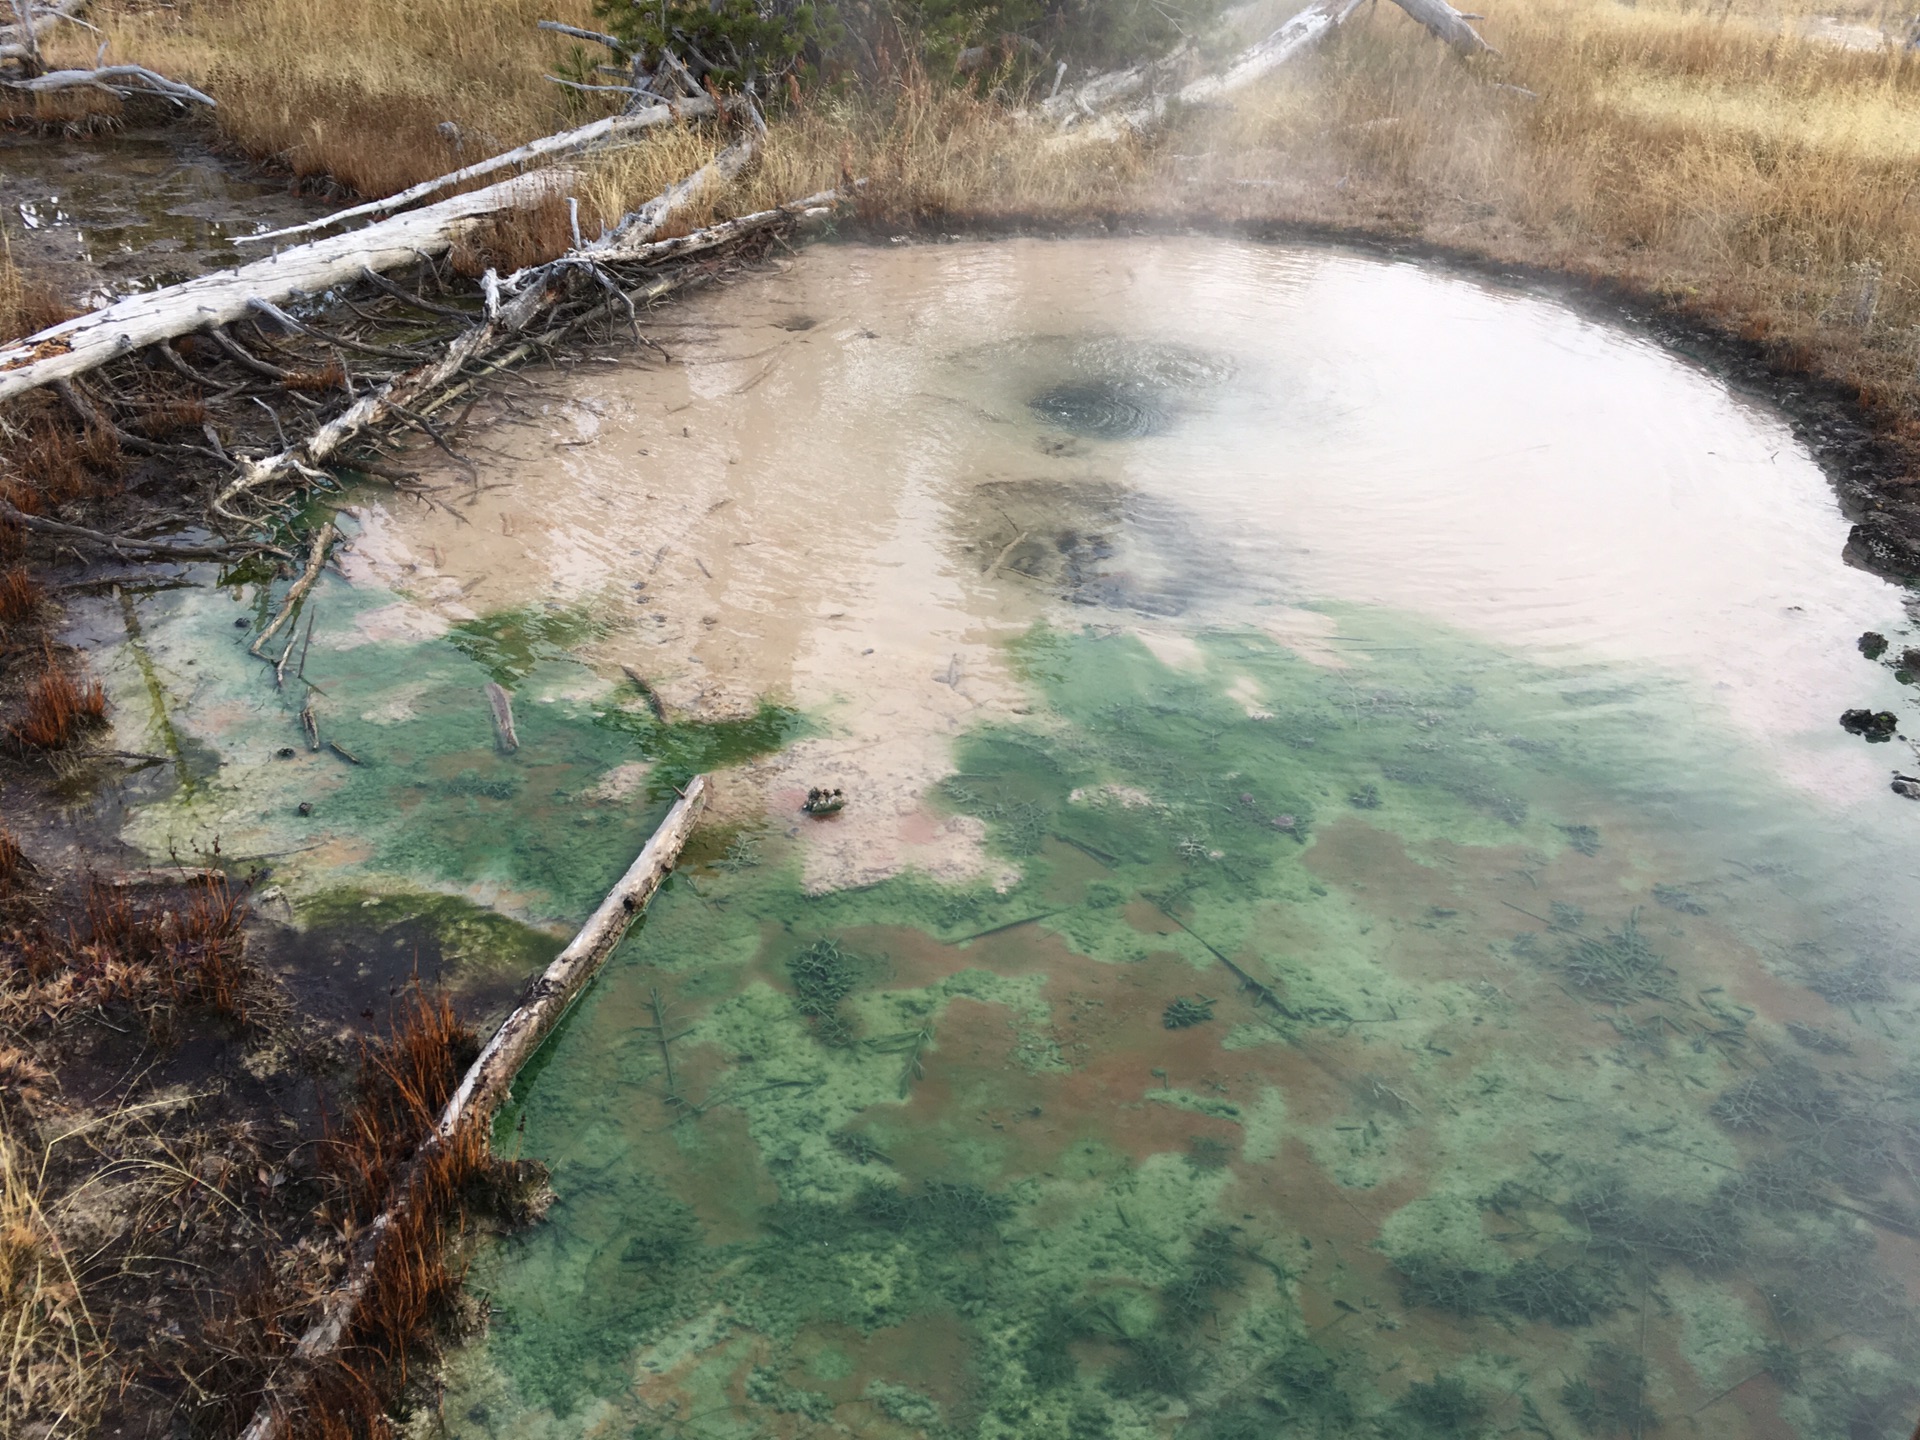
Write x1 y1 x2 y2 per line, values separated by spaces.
100 237 1920 1439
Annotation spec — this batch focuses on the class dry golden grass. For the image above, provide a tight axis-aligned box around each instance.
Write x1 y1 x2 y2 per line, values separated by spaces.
1 1113 104 1439
56 0 605 194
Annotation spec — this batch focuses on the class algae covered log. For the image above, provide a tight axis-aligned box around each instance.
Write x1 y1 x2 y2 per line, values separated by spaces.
441 771 709 1131
235 775 709 1440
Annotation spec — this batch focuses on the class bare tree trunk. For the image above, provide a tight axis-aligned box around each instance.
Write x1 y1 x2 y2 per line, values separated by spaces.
0 168 572 403
235 777 709 1440
242 99 714 247
1046 0 1492 135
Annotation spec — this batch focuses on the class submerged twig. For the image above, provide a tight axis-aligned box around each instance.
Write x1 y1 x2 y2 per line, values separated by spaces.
485 681 520 753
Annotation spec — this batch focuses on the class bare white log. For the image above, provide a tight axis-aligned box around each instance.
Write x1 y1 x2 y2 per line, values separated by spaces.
590 133 753 251
441 773 707 1130
209 137 763 520
2 0 42 69
1046 0 1490 135
1078 0 1363 135
537 17 627 50
0 167 572 404
1390 0 1496 53
485 681 520 752
235 776 710 1440
593 185 839 267
0 0 90 65
1 62 215 107
1037 47 1192 127
240 99 714 247
249 521 335 659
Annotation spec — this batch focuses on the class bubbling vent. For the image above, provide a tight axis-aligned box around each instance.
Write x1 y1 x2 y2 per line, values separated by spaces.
1025 340 1233 439
1029 381 1169 439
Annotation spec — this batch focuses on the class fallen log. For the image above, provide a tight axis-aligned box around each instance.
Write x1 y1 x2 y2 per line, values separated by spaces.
589 133 755 253
236 775 709 1440
1049 0 1490 135
210 137 764 520
1 62 215 107
249 521 334 659
241 99 714 247
0 167 573 403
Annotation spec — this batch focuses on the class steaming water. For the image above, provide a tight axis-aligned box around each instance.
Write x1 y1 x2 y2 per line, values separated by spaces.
101 239 1920 1439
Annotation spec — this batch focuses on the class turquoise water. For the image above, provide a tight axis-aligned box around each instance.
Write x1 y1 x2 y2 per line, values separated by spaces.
434 608 1920 1440
99 238 1920 1439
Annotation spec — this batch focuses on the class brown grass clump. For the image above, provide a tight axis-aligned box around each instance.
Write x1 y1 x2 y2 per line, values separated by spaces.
450 189 610 277
0 406 124 514
12 659 107 752
0 229 77 347
320 987 477 1226
0 566 41 631
2 872 252 1032
0 828 24 890
73 874 252 1023
129 396 211 439
0 1045 55 1117
282 360 349 394
247 988 493 1438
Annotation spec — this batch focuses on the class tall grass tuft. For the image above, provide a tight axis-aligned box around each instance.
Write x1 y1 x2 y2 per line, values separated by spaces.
0 1114 106 1437
12 659 107 752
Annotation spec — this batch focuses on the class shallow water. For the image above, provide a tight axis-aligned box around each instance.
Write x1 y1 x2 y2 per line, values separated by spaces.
0 129 323 297
100 238 1920 1438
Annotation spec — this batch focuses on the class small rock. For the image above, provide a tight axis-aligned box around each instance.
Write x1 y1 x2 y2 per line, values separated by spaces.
1894 775 1920 800
233 617 249 629
1840 708 1899 742
1901 648 1920 672
1859 631 1889 659
276 747 296 759
802 786 846 817
296 801 314 816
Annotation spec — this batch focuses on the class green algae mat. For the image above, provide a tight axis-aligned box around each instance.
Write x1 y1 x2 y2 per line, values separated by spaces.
422 614 1920 1440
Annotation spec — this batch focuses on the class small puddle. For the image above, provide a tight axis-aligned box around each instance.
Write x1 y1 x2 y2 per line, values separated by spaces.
91 238 1920 1438
0 127 326 297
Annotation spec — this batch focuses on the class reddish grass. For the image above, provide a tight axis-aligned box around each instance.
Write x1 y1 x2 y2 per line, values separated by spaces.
1 409 124 512
12 659 107 750
259 989 489 1438
282 361 348 394
0 567 39 630
321 988 477 1224
75 875 252 1022
131 396 212 438
0 828 22 889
